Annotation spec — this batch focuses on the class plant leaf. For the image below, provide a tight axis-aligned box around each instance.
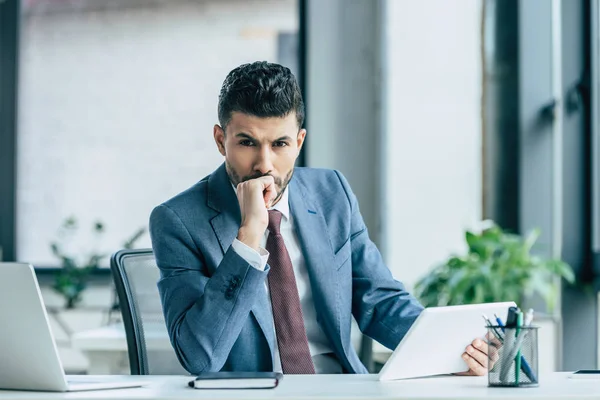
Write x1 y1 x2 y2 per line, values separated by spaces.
413 221 574 312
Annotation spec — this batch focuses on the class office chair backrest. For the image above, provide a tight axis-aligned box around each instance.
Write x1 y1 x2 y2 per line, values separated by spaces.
110 249 188 375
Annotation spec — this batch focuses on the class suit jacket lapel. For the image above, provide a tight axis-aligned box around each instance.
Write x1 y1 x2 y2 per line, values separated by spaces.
207 163 241 256
289 177 347 357
206 163 276 364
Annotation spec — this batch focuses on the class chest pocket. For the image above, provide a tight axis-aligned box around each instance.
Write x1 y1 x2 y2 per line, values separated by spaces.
334 238 352 270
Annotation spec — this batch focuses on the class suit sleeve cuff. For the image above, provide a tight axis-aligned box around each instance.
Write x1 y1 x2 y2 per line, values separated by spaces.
232 239 269 271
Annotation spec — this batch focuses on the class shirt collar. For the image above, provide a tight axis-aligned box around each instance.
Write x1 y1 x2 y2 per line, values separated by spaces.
270 185 290 220
230 183 290 221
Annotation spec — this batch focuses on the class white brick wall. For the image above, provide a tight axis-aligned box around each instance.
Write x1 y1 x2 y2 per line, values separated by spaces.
18 0 297 373
18 0 298 266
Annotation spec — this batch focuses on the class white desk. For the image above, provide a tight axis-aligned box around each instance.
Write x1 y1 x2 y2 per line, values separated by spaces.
0 373 598 400
71 324 173 374
71 324 393 374
71 325 130 374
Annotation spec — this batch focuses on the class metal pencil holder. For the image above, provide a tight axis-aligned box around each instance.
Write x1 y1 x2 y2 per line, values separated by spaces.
487 326 539 387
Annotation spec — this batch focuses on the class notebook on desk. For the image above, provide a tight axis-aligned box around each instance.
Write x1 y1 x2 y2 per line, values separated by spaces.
0 262 147 392
188 372 283 389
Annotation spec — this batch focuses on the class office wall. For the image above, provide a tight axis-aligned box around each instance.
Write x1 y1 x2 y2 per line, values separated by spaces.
305 0 382 246
306 2 494 368
18 0 297 266
19 0 297 372
307 0 483 289
381 0 484 289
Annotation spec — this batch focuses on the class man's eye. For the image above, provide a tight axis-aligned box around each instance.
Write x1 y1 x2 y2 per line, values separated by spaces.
273 141 288 148
239 140 255 146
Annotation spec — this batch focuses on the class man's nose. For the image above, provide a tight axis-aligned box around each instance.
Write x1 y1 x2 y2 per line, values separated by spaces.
254 146 274 174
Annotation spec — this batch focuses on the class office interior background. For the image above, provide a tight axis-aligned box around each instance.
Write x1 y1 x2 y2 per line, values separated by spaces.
0 0 599 375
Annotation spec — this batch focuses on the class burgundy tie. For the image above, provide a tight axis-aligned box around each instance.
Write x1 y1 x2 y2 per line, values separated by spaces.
265 210 315 374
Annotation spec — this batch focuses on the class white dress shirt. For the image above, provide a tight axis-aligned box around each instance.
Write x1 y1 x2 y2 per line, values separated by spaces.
231 186 342 374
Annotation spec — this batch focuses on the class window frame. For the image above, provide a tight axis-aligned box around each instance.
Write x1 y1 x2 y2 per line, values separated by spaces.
0 0 19 263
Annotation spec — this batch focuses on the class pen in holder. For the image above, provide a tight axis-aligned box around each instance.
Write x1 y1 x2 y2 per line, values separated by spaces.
486 326 539 387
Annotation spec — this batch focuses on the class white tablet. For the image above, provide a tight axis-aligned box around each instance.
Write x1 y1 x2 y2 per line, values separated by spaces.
378 302 516 381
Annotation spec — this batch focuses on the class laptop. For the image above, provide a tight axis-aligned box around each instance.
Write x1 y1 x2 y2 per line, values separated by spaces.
378 301 516 381
0 262 147 392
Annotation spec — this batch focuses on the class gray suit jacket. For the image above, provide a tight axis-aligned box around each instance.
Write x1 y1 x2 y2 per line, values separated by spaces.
149 163 424 374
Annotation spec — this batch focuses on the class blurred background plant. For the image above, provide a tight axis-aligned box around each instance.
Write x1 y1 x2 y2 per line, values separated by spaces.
50 216 145 309
414 221 575 312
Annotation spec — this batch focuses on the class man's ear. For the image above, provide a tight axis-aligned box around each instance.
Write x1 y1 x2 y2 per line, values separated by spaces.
296 128 307 152
214 124 226 156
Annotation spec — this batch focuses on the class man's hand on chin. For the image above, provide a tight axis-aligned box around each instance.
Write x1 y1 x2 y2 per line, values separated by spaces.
454 337 497 376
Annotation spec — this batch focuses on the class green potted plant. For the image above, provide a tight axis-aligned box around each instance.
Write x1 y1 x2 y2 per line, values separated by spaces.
50 216 145 309
414 222 575 312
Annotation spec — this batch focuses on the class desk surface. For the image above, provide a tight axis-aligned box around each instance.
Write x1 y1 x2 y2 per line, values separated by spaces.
0 373 598 400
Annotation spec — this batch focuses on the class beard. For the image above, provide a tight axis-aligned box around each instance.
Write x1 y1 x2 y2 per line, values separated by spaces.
226 161 294 205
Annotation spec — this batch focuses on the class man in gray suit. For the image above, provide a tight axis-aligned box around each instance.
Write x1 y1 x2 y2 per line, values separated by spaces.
149 61 491 375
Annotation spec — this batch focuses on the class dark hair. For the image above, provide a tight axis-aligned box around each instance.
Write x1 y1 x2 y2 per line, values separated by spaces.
218 61 304 130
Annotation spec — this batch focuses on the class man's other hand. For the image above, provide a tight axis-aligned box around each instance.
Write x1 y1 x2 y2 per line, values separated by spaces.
455 335 499 376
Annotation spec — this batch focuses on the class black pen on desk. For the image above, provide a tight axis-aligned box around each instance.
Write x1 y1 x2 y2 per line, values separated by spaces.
505 306 519 328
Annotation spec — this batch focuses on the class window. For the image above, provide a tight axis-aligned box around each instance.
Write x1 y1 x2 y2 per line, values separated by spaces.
17 0 299 265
